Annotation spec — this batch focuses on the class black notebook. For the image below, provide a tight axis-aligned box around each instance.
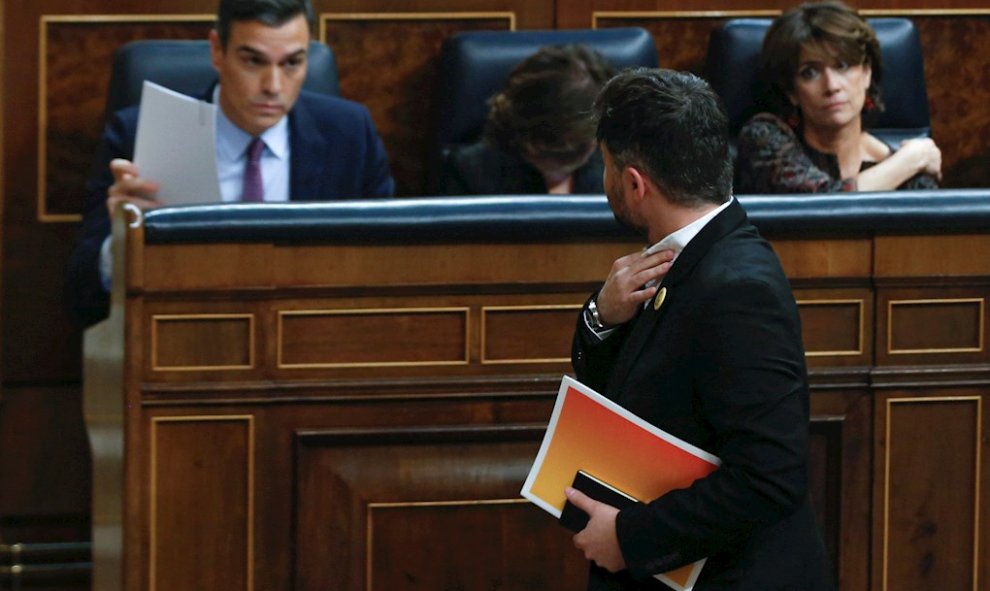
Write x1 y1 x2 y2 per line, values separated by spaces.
559 470 640 532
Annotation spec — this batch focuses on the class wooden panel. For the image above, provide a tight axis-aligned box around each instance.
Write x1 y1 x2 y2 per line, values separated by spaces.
912 14 990 188
368 501 573 591
877 289 989 366
808 417 842 584
770 238 873 280
798 299 866 358
150 416 254 591
810 390 872 591
876 235 990 277
481 305 580 364
878 395 982 591
322 13 514 196
277 308 470 368
887 299 984 354
294 425 587 591
143 241 634 290
151 314 255 371
40 17 213 221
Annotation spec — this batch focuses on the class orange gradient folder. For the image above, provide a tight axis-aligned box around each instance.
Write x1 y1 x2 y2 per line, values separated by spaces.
521 376 721 591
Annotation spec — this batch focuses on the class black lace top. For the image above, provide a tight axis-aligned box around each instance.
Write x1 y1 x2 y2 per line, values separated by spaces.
735 113 939 194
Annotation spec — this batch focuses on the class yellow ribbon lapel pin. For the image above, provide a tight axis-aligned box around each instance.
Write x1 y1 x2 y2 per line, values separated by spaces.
653 286 667 311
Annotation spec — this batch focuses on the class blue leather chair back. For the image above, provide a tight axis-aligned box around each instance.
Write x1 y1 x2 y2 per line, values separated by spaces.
104 39 339 118
703 18 931 147
428 27 658 192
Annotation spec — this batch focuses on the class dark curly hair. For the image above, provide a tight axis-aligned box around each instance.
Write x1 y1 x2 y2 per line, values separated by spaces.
484 44 615 168
760 1 884 124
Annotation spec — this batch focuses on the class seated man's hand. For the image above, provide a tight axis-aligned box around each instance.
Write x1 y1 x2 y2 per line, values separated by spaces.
595 249 674 326
106 158 162 215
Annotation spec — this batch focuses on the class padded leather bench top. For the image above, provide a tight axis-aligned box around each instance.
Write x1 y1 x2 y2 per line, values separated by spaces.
142 190 990 244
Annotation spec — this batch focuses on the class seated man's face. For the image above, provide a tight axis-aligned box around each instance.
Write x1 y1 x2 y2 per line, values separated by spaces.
209 14 310 136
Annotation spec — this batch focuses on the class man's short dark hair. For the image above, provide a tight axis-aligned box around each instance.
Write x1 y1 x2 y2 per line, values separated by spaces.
595 68 733 207
216 0 315 49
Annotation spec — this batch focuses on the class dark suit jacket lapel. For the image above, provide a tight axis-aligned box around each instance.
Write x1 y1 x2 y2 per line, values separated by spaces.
202 84 324 201
606 199 749 395
287 97 327 200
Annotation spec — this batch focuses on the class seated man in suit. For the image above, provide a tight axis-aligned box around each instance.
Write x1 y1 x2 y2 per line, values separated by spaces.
67 0 395 327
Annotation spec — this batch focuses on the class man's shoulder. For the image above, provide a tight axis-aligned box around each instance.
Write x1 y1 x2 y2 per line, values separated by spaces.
294 90 371 119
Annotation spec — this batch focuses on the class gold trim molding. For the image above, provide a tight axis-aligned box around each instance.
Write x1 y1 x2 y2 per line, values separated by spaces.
882 396 982 591
887 298 985 355
150 313 256 371
592 8 990 29
320 11 516 41
149 414 256 591
480 304 580 365
277 307 471 369
797 299 865 357
592 10 780 28
37 14 214 224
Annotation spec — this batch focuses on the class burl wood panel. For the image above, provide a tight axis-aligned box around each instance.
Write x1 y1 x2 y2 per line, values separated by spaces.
323 15 513 196
42 19 213 219
150 416 254 591
877 395 982 591
915 15 990 188
151 314 254 370
482 305 581 364
596 14 724 74
277 308 469 367
294 425 588 591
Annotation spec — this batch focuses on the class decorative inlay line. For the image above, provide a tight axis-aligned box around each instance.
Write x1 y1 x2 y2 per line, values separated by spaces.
887 298 984 354
796 299 865 357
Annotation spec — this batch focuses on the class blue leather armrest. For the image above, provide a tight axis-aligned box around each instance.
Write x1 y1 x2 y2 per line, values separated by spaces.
142 190 990 245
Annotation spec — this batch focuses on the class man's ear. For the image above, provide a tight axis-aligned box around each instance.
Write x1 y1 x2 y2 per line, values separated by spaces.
208 29 223 72
622 165 649 203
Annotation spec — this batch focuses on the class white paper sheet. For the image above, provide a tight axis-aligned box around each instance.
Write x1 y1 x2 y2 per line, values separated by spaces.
133 81 221 204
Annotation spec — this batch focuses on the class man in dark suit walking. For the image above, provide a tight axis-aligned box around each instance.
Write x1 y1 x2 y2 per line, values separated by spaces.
66 0 394 327
568 68 833 590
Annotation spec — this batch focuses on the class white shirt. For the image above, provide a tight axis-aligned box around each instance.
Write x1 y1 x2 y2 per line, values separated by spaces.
587 196 735 339
214 85 291 203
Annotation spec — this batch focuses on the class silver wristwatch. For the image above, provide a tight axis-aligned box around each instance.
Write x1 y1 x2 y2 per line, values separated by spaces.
584 298 609 331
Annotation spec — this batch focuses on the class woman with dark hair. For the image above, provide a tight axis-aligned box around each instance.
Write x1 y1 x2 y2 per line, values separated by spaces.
440 44 615 195
735 1 941 193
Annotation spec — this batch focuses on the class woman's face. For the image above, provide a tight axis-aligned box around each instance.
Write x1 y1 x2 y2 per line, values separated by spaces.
522 142 596 188
788 43 872 133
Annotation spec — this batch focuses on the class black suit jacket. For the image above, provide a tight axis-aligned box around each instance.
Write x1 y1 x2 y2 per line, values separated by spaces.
572 199 833 590
66 89 394 327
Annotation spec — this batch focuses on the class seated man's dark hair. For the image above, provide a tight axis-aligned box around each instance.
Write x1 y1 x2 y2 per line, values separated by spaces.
216 0 316 48
595 68 733 207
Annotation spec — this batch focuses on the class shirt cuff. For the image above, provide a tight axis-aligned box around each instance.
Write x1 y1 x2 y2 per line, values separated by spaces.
99 236 113 293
